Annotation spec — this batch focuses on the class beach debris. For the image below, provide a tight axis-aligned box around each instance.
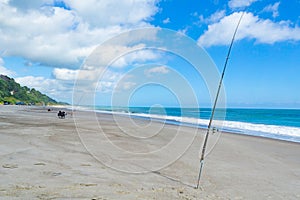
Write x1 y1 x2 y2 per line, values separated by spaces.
80 163 92 166
110 183 122 187
178 189 184 194
34 162 46 166
15 184 33 190
116 190 130 195
36 193 60 199
80 183 98 187
52 172 62 176
2 164 18 169
42 171 62 177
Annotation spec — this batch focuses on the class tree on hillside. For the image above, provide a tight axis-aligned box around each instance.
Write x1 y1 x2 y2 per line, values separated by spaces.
0 74 60 105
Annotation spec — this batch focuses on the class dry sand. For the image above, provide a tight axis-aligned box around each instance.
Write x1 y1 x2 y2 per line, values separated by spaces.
0 106 299 199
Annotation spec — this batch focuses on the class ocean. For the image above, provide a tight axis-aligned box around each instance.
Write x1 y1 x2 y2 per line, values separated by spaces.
86 106 300 143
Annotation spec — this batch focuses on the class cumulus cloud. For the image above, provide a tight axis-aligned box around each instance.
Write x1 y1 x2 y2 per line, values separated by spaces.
15 69 119 103
0 57 15 76
228 0 258 9
0 0 160 68
200 10 226 24
177 28 188 36
64 0 158 28
145 66 169 76
83 39 161 70
208 10 226 23
112 49 162 68
15 76 70 101
51 44 163 95
163 18 170 24
115 81 136 91
0 66 15 76
95 70 128 93
53 67 103 82
53 66 128 94
262 2 280 18
0 4 91 67
53 68 79 81
198 12 300 47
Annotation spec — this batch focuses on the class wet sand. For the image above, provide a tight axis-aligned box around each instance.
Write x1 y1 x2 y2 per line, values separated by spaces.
0 106 299 199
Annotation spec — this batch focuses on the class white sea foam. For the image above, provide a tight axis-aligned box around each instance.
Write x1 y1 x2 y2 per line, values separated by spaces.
80 107 300 142
222 120 300 138
124 112 300 139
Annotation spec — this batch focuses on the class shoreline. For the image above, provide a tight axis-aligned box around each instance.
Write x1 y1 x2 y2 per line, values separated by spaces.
3 104 300 145
7 104 300 144
49 104 300 144
0 106 299 199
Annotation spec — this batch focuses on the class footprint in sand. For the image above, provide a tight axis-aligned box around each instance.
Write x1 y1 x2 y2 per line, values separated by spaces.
80 163 92 166
2 164 18 169
80 183 98 187
42 171 62 176
52 172 62 176
34 162 46 166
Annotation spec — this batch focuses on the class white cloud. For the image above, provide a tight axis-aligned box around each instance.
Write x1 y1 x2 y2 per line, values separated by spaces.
15 76 70 102
95 70 125 93
0 57 15 76
200 10 226 24
0 66 15 77
145 66 169 76
198 12 300 47
112 49 162 68
53 67 108 83
53 67 128 93
64 0 158 28
0 1 162 103
0 4 92 67
115 81 136 91
84 41 161 69
84 44 145 69
262 2 280 18
0 1 160 68
177 28 188 36
53 68 79 81
228 0 258 9
52 46 163 94
163 18 170 24
14 68 130 103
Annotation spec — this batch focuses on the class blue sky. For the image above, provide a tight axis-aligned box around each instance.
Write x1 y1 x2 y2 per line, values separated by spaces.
0 0 300 108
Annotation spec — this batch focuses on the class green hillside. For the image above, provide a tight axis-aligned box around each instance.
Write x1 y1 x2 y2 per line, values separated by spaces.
0 74 60 105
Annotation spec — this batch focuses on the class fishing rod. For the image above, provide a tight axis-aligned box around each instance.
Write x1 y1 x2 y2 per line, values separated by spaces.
195 12 244 189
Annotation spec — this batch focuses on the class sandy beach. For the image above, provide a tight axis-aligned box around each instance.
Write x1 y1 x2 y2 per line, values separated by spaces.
0 106 299 199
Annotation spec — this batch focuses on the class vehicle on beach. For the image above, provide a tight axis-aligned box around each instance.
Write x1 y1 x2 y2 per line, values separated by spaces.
57 111 66 119
15 102 26 105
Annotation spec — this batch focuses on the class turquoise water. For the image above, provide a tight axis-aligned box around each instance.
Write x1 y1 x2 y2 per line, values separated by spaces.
92 106 300 143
